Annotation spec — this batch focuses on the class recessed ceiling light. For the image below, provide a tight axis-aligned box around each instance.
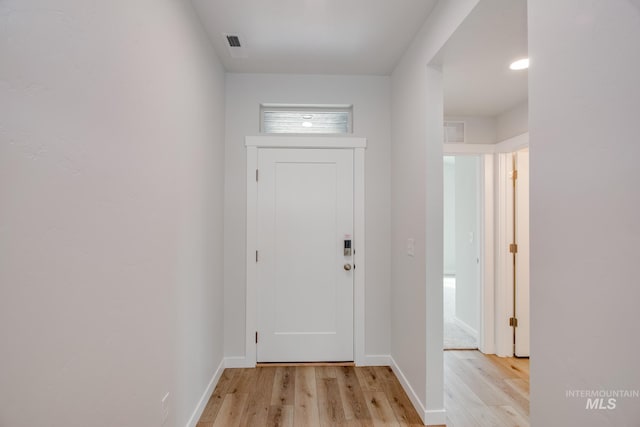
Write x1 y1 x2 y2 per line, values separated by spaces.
510 58 529 70
302 121 313 127
302 114 313 120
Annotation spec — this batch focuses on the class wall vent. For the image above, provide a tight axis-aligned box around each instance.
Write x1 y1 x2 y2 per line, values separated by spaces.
226 35 241 47
223 33 248 58
444 121 465 143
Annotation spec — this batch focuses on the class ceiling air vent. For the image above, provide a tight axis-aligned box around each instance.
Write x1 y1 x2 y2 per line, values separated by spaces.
223 33 248 58
226 35 241 48
444 121 465 143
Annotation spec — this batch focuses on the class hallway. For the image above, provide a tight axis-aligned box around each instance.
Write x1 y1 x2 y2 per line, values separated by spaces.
197 350 529 426
3 1 637 426
443 277 478 350
197 365 423 426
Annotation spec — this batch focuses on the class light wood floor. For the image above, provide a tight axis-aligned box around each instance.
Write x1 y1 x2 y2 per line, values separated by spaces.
197 365 422 426
197 351 529 427
444 351 529 427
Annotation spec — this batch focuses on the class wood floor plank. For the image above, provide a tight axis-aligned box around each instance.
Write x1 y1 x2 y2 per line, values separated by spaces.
266 405 294 427
374 365 397 383
293 366 320 426
240 367 277 426
466 354 520 381
336 366 372 421
450 350 480 360
198 368 238 423
222 368 245 394
490 404 530 427
376 368 422 425
363 391 400 427
271 366 296 406
315 365 339 379
446 353 508 407
339 420 375 427
355 366 384 392
233 368 259 394
444 382 482 427
211 393 248 427
489 355 530 380
460 357 530 417
505 378 530 400
445 364 506 427
317 377 347 426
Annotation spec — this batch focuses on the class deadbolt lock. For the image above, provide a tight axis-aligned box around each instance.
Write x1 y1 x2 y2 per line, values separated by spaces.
344 239 352 256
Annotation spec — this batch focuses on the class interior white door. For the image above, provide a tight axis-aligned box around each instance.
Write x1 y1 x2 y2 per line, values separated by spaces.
515 150 530 357
256 148 354 362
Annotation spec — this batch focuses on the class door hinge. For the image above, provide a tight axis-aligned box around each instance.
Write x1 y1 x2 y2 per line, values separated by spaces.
509 243 518 254
256 250 259 262
255 331 258 343
512 169 518 180
509 317 518 327
256 169 259 182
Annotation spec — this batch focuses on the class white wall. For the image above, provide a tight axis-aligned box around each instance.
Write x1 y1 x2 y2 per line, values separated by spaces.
0 1 226 426
224 73 391 360
390 0 479 423
454 156 479 335
443 157 456 275
445 115 498 144
496 101 528 142
529 0 640 425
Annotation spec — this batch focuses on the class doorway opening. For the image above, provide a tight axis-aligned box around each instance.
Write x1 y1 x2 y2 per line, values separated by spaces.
443 155 481 350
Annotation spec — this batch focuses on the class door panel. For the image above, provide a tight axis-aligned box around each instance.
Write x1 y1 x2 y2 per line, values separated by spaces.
257 148 354 362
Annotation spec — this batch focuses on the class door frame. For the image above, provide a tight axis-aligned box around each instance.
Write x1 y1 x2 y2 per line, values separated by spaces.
443 132 528 356
442 152 491 353
245 136 367 366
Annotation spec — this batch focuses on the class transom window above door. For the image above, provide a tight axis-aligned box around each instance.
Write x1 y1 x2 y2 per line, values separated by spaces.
260 104 353 134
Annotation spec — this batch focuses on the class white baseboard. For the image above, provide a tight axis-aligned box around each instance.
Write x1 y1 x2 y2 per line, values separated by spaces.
390 357 427 424
224 356 253 368
425 409 447 425
390 357 446 426
360 354 391 366
454 316 478 339
185 358 224 427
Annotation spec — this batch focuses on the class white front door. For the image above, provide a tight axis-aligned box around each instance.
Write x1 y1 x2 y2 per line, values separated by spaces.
256 148 354 362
